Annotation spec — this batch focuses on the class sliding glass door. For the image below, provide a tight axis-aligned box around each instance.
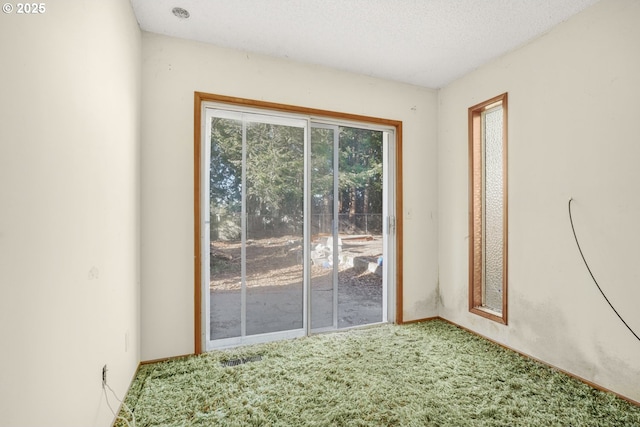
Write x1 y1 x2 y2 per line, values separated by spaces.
202 104 395 350
310 124 390 332
204 110 307 349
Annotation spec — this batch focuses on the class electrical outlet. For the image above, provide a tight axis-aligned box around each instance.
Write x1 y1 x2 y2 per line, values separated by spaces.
102 364 107 387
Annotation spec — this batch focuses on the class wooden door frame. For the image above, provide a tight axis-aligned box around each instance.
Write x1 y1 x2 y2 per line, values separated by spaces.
193 91 404 353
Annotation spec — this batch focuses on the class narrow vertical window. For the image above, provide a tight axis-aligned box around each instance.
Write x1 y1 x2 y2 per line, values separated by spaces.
469 93 508 324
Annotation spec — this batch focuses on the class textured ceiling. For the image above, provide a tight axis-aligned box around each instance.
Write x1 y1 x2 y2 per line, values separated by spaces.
130 0 600 89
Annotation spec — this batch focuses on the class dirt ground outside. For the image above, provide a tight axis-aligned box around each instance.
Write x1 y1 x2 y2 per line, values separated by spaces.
210 235 383 291
209 235 384 338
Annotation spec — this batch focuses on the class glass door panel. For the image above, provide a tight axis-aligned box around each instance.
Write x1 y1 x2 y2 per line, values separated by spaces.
337 126 384 328
245 120 305 335
310 125 338 331
310 124 386 332
204 109 306 349
208 115 243 341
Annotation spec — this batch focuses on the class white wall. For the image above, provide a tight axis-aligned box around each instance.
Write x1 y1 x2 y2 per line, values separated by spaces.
0 1 141 426
438 0 640 402
140 33 439 360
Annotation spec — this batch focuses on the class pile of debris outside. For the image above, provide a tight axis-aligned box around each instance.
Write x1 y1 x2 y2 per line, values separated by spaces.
311 234 382 277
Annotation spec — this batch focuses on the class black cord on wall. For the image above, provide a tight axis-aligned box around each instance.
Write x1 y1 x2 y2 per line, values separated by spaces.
568 198 640 343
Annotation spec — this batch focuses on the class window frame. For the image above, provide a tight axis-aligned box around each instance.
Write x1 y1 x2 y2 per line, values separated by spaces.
468 92 508 324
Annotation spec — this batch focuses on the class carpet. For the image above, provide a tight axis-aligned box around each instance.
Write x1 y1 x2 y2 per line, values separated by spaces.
117 320 640 426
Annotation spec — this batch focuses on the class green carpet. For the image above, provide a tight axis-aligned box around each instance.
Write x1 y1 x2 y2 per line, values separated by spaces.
117 320 640 426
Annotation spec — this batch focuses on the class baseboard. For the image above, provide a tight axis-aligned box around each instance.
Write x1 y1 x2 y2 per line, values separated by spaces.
432 316 640 408
398 316 439 325
141 353 194 365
